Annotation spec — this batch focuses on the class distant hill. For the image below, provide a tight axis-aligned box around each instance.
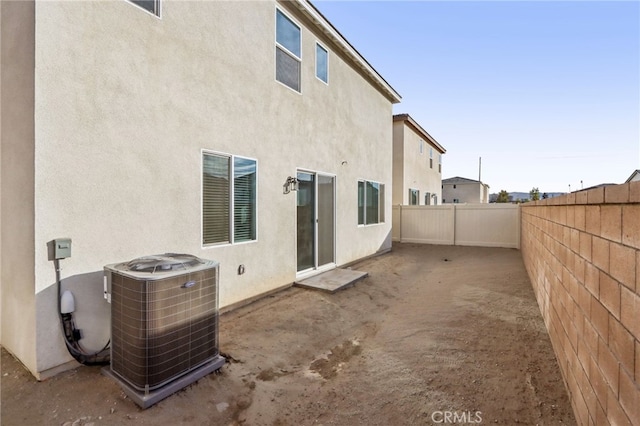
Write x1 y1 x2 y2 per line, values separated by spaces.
489 191 566 202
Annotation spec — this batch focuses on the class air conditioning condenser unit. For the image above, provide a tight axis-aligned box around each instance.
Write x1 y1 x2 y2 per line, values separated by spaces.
103 253 225 408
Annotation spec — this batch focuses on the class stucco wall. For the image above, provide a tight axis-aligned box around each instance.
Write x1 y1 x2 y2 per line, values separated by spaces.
1 0 37 374
521 183 640 425
392 120 442 205
23 0 395 376
442 182 487 204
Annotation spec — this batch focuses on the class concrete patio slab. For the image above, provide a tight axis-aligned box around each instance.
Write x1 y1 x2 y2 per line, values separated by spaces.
294 268 368 293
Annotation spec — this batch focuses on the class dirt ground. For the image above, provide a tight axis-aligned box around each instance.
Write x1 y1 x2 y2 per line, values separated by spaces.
1 243 576 425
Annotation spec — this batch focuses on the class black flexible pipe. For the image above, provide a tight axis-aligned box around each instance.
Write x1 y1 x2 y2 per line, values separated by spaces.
55 259 110 365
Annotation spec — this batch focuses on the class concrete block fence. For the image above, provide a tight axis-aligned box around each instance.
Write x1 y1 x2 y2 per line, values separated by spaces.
521 182 640 425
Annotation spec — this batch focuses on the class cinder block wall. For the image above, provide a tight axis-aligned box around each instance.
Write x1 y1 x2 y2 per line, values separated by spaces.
521 182 639 426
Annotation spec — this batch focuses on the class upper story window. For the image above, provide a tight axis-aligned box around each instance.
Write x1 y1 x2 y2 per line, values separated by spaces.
276 9 301 92
419 139 424 154
316 43 328 84
429 147 433 168
129 0 160 17
439 153 442 173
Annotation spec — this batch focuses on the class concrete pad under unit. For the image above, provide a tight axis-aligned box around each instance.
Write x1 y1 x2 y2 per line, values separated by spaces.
294 268 368 293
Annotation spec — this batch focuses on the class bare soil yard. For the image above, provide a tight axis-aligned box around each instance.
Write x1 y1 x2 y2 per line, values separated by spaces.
1 244 575 425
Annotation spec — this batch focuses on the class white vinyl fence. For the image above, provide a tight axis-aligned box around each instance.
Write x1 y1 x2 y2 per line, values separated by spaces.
392 204 520 249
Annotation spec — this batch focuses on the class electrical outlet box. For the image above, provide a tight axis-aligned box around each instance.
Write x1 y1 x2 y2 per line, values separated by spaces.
47 238 72 260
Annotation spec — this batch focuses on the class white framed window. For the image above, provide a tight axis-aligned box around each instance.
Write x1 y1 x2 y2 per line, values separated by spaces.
358 180 385 225
409 188 419 205
276 9 301 92
429 148 433 169
128 0 160 17
316 43 328 84
202 151 257 246
419 139 424 154
439 153 442 173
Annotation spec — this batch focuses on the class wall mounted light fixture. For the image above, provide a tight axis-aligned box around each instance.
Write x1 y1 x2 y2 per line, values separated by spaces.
283 176 299 194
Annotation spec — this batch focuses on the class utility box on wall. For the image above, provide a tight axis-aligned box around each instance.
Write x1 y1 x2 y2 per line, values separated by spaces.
47 238 72 260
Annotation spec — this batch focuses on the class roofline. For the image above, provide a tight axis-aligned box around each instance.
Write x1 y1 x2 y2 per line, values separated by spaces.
393 113 446 154
625 169 640 183
443 176 489 188
290 0 402 104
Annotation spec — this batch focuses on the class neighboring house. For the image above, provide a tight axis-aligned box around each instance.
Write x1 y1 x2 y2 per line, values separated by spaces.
625 169 640 183
442 177 490 204
1 0 401 379
392 114 446 205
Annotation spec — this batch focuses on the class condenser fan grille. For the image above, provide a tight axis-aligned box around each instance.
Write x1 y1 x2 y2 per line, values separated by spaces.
121 253 205 274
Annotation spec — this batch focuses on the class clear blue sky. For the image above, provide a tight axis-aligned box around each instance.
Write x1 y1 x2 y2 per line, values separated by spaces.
314 0 640 193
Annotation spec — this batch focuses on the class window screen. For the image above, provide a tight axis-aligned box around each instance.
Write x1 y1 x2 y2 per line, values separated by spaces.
233 157 257 242
276 48 301 92
366 182 379 225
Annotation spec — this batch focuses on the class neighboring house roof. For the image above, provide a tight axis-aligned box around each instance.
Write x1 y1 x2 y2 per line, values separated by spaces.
443 176 485 185
575 183 617 192
625 169 640 183
296 0 401 104
393 113 446 154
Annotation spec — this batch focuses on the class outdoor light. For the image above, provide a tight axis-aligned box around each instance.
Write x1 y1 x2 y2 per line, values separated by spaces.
283 176 299 194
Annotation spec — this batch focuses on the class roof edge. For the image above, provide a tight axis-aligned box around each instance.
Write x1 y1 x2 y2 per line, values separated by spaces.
292 0 402 104
624 169 640 183
393 113 446 153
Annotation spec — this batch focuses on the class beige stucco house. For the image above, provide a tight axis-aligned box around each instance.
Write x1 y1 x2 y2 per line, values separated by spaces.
442 177 490 204
392 114 446 206
1 0 401 379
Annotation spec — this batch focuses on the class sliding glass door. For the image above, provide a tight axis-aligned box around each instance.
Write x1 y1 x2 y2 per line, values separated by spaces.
296 171 335 273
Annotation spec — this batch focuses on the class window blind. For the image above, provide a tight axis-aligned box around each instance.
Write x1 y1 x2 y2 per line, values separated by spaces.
233 157 256 242
203 154 230 245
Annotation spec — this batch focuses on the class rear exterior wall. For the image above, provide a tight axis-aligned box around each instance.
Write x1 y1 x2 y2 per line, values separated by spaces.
2 0 396 377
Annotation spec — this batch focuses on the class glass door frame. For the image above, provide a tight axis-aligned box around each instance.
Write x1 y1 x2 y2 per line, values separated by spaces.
295 169 336 277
